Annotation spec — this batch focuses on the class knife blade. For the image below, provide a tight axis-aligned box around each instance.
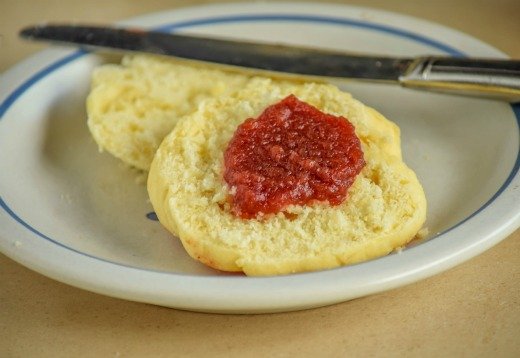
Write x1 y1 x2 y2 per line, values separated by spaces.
20 24 520 101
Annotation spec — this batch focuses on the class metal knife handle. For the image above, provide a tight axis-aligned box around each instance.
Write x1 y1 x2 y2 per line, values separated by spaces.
399 57 520 101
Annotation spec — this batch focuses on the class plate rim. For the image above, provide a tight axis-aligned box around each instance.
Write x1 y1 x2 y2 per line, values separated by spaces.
1 2 519 313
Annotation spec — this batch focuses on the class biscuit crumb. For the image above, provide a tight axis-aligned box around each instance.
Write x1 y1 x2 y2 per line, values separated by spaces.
134 171 148 185
416 227 429 240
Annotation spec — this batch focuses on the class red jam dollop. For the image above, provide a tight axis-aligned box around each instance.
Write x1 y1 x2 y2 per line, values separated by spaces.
223 95 365 219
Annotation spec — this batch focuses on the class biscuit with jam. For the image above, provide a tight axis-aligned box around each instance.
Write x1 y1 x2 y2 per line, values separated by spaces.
147 78 426 276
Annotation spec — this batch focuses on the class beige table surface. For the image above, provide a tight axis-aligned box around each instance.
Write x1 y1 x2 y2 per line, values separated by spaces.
1 0 519 356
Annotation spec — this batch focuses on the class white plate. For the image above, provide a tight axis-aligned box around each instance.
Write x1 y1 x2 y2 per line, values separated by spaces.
1 2 519 313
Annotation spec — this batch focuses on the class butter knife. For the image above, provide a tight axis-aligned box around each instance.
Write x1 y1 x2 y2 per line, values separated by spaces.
20 24 520 101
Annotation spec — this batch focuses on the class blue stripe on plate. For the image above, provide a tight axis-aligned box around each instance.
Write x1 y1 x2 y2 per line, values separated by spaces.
0 14 518 272
0 51 87 119
154 14 466 57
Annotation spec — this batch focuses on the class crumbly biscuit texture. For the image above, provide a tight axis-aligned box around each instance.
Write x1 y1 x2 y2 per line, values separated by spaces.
148 78 426 275
86 55 250 170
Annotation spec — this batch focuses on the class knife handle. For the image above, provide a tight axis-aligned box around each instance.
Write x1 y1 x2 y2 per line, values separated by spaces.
399 57 520 102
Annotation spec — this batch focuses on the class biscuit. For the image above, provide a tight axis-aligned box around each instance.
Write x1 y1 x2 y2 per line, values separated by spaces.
86 54 250 170
147 78 426 275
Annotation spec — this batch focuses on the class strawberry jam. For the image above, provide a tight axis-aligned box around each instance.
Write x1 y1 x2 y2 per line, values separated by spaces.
223 95 365 219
